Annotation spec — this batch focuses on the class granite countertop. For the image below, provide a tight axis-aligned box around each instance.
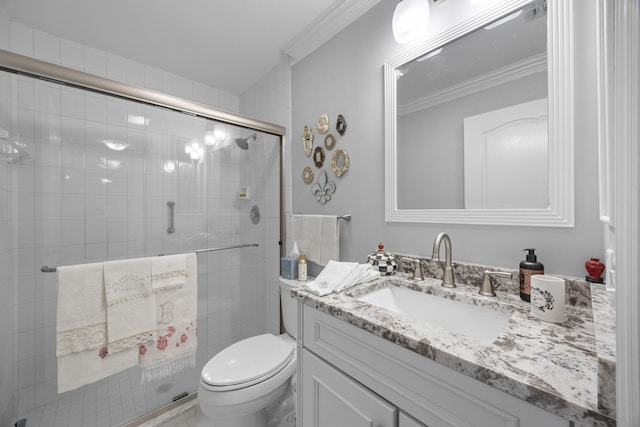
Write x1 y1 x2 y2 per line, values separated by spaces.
291 272 616 427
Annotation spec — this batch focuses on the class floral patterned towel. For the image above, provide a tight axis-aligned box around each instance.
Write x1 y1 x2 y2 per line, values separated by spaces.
140 253 198 383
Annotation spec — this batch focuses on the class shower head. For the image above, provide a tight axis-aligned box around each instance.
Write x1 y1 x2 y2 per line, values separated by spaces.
234 133 257 150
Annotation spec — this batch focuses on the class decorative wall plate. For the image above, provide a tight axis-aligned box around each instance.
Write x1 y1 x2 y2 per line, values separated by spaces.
311 170 336 204
324 133 336 150
313 146 325 168
331 147 349 177
336 114 347 136
302 125 313 157
302 166 314 184
317 113 329 134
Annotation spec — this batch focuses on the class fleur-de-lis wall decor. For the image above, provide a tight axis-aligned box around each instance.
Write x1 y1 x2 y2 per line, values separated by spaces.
311 170 336 204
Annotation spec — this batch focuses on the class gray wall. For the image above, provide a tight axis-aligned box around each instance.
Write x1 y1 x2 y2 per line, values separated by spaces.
291 1 602 278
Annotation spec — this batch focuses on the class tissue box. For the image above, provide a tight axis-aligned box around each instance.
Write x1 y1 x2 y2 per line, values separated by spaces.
281 257 299 279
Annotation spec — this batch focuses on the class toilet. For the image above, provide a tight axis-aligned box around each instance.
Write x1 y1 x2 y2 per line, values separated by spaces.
197 278 298 427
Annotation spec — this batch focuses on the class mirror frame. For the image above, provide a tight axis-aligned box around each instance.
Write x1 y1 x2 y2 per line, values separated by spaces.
384 0 574 227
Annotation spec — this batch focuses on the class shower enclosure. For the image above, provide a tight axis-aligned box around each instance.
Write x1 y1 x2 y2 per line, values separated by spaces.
0 49 285 426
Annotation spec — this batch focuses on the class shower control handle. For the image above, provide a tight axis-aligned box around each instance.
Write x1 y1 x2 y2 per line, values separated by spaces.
167 201 175 234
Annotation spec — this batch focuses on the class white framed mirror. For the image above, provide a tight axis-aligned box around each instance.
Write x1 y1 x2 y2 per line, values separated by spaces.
384 0 574 227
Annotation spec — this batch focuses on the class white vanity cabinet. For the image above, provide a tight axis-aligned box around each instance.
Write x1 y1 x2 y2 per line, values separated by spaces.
299 305 570 427
302 349 397 427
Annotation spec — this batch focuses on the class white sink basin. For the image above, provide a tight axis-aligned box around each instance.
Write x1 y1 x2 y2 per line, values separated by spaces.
356 286 512 343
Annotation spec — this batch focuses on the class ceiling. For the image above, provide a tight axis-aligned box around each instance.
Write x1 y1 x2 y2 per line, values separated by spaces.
4 0 380 96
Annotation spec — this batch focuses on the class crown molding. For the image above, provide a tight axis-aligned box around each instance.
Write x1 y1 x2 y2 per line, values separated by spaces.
398 54 547 116
282 0 381 64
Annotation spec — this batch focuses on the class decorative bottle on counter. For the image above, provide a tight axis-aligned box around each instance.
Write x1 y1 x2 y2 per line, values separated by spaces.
585 258 605 283
519 248 544 302
298 253 307 281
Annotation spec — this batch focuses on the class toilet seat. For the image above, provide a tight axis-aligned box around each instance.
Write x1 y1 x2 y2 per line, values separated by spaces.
201 334 294 391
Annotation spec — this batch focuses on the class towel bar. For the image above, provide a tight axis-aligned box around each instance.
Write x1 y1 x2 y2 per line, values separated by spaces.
40 243 259 273
292 213 351 221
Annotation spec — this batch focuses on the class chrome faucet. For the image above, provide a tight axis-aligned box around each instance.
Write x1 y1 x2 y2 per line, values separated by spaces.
432 232 455 288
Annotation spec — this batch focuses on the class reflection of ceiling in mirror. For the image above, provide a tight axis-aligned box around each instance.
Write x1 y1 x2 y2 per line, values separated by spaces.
397 2 547 107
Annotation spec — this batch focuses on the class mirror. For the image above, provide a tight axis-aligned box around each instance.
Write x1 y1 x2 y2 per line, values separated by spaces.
384 0 574 227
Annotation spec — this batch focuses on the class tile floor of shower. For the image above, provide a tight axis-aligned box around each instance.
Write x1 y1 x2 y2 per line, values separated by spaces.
22 368 204 427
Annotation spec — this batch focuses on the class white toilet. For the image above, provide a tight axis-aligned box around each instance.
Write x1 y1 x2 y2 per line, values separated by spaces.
197 278 298 427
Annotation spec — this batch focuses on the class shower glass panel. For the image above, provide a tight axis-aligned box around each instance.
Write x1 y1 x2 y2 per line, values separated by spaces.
2 69 281 426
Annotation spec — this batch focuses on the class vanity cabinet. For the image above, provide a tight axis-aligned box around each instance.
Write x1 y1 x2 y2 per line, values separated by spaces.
299 305 570 427
302 349 397 426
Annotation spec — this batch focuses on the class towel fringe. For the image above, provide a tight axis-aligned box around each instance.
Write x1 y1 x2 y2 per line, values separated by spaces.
140 353 196 384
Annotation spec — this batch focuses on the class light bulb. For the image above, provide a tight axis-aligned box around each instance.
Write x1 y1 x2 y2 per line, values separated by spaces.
392 0 430 44
204 131 216 145
213 124 226 141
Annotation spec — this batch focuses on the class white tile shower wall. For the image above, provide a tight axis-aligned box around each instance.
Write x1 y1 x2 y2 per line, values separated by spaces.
0 70 17 425
3 21 285 425
240 58 292 335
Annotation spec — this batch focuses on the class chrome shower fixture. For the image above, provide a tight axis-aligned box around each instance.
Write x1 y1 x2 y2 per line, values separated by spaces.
234 133 257 150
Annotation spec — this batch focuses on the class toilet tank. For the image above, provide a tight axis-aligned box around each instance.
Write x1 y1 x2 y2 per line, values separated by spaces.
279 277 299 339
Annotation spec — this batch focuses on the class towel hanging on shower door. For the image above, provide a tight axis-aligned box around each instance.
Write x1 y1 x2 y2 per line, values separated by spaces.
56 262 138 393
139 253 198 383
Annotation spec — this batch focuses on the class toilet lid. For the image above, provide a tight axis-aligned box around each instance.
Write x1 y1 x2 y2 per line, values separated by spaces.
201 334 294 389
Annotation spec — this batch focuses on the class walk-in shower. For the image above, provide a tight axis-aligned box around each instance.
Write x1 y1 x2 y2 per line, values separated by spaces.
0 48 285 427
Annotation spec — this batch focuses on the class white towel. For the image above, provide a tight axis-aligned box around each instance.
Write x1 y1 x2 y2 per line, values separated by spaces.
56 262 107 356
151 254 189 292
56 262 138 393
292 214 339 265
104 258 157 353
303 260 380 296
140 253 198 383
57 346 139 394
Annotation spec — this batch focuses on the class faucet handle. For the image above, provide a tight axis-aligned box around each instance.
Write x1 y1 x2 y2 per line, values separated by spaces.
402 258 424 281
480 270 512 297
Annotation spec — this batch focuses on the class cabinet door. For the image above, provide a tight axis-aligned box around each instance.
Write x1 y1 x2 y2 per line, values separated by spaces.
400 412 428 427
302 349 397 427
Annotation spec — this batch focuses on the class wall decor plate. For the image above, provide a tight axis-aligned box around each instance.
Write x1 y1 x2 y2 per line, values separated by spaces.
311 169 336 204
331 147 349 177
302 125 313 157
324 133 336 150
302 166 314 184
313 146 325 168
336 114 347 136
317 113 329 134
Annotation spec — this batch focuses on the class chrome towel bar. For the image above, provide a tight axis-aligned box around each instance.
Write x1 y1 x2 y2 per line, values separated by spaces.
40 243 259 273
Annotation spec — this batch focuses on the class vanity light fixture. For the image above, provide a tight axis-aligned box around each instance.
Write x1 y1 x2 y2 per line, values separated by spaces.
205 124 227 145
185 140 204 160
392 0 430 44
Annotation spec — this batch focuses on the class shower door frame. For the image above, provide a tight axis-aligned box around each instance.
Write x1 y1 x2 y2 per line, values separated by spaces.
0 47 287 423
0 47 286 261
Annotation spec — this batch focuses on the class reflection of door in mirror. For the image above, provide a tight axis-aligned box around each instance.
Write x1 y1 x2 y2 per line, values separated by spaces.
463 98 548 209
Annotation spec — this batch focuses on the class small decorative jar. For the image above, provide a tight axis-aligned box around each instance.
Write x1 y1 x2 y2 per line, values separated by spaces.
585 258 605 283
367 243 398 276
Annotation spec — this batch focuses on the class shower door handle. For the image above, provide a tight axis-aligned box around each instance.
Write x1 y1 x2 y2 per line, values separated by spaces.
167 201 175 234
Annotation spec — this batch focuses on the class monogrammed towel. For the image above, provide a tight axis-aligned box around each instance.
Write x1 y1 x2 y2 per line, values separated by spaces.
139 253 198 383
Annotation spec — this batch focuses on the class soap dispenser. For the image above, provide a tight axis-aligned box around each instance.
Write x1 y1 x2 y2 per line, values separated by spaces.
519 248 544 302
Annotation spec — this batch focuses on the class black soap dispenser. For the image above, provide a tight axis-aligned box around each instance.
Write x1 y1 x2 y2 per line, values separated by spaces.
519 248 544 302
